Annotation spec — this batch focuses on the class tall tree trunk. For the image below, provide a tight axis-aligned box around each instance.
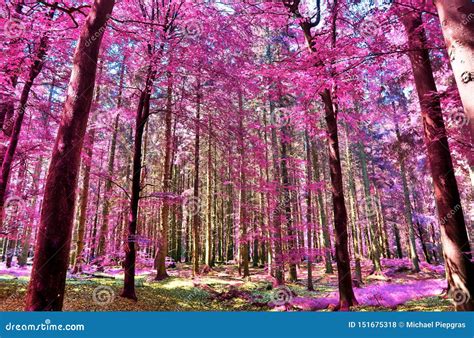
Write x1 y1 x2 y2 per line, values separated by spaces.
279 107 297 282
304 131 314 291
311 141 333 273
401 10 474 311
238 91 249 278
72 128 95 274
97 55 125 258
269 102 284 285
344 128 362 284
357 142 382 273
155 73 173 280
18 158 43 267
321 89 357 310
192 78 201 276
395 126 420 271
205 114 213 267
122 82 151 300
25 0 115 311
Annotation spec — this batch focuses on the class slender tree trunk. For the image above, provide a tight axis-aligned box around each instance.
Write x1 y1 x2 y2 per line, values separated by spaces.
401 10 474 310
72 128 95 273
269 102 284 285
155 73 173 280
122 84 150 300
18 159 43 267
279 107 297 282
192 78 201 276
238 91 249 278
344 128 362 284
311 140 333 273
395 126 420 271
98 56 125 258
357 142 382 273
321 89 357 310
205 115 213 267
304 132 314 291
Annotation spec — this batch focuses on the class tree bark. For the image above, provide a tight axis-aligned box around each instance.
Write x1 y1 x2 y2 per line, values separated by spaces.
344 128 362 284
205 114 213 267
304 131 314 290
155 73 173 280
238 90 249 278
321 89 357 310
97 55 125 258
279 107 297 282
25 0 115 311
395 126 420 272
401 10 474 311
311 140 333 273
434 0 474 143
192 77 201 276
269 102 284 285
357 142 382 273
72 128 95 274
122 85 150 300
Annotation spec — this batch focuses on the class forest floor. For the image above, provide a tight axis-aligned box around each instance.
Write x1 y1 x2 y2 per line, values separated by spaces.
0 258 453 311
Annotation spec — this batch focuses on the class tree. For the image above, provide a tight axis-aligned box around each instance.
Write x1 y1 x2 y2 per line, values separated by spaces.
25 0 115 311
400 8 474 311
155 73 173 280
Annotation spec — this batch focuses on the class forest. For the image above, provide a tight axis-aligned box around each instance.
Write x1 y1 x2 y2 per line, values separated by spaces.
0 0 473 312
